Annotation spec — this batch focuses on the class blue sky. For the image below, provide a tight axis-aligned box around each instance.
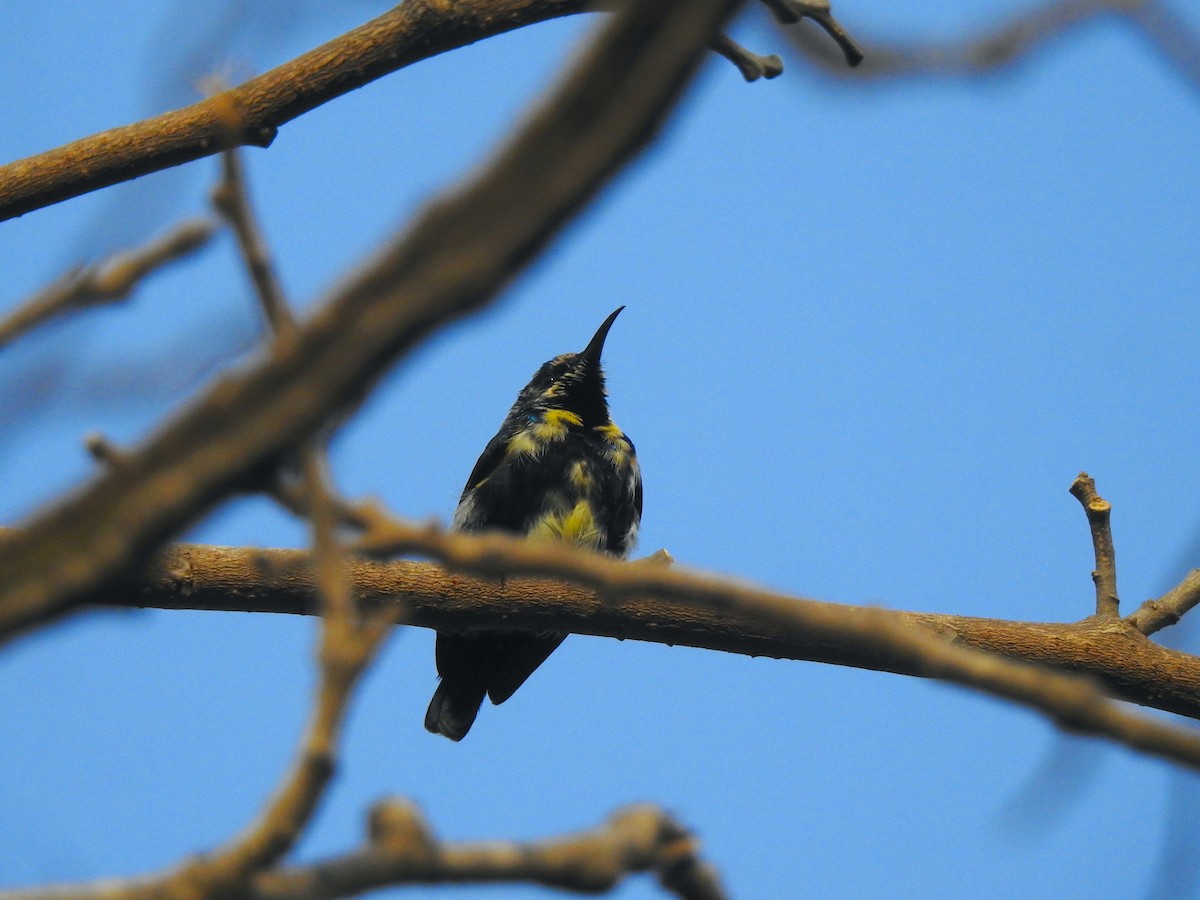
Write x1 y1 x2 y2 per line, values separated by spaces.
1 1 1199 897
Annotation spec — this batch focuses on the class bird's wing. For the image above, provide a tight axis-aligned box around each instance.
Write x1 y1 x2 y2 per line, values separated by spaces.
462 429 510 493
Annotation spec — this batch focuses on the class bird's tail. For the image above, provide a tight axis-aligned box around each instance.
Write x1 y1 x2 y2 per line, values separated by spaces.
424 677 487 742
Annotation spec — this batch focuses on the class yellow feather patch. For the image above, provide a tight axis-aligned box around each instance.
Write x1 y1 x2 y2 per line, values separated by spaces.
506 430 539 458
569 460 592 489
530 500 603 549
545 408 583 427
531 407 582 442
595 421 631 466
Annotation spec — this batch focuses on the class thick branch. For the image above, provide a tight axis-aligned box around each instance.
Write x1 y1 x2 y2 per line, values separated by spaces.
106 538 1200 725
0 0 745 643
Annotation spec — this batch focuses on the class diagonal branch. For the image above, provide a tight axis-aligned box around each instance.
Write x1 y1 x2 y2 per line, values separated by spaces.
0 0 747 645
0 0 589 222
0 218 215 349
1127 569 1200 636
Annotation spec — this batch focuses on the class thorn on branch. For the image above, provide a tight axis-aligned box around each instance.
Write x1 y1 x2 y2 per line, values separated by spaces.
1069 472 1119 618
84 431 126 468
711 34 784 81
760 0 864 66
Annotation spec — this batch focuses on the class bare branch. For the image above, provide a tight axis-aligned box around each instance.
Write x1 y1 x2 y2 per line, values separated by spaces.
147 167 397 895
784 0 1200 90
0 0 746 645
89 524 1200 767
104 538 1200 722
1128 569 1200 636
0 218 215 349
354 519 1200 770
0 1 591 222
248 800 726 900
4 802 724 900
761 0 864 66
213 146 295 339
1070 472 1119 618
711 34 784 81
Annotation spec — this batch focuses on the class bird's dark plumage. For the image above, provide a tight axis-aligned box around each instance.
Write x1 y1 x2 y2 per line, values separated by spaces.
425 308 641 741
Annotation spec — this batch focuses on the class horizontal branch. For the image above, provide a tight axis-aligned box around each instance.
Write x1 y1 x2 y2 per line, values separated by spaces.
3 801 724 900
250 800 724 900
110 538 1200 724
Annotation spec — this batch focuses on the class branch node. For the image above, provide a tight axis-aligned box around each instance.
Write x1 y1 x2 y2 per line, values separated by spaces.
368 798 437 857
84 431 127 468
632 548 675 567
711 34 784 81
760 0 864 66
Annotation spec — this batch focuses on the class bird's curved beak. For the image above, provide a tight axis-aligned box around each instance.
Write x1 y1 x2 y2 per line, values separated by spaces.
580 306 624 366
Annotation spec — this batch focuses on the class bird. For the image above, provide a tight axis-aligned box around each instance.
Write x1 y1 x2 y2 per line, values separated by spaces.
425 307 642 741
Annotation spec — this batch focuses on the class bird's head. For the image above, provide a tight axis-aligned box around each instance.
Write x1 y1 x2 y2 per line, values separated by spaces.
512 307 624 427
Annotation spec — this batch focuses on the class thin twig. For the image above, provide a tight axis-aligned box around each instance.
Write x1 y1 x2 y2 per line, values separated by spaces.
711 34 784 81
1127 569 1200 636
213 148 295 339
761 0 864 65
1070 472 1119 618
117 458 392 900
145 169 390 894
783 0 1200 90
0 218 214 349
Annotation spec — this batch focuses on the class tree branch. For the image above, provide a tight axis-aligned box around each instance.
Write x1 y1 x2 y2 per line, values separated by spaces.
0 0 594 222
783 0 1200 91
93 528 1200 749
1128 569 1200 636
252 800 725 900
1070 472 1119 618
3 802 724 900
0 0 747 645
0 218 215 349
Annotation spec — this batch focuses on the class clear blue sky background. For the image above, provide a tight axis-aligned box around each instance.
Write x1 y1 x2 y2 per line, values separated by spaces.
1 1 1199 897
